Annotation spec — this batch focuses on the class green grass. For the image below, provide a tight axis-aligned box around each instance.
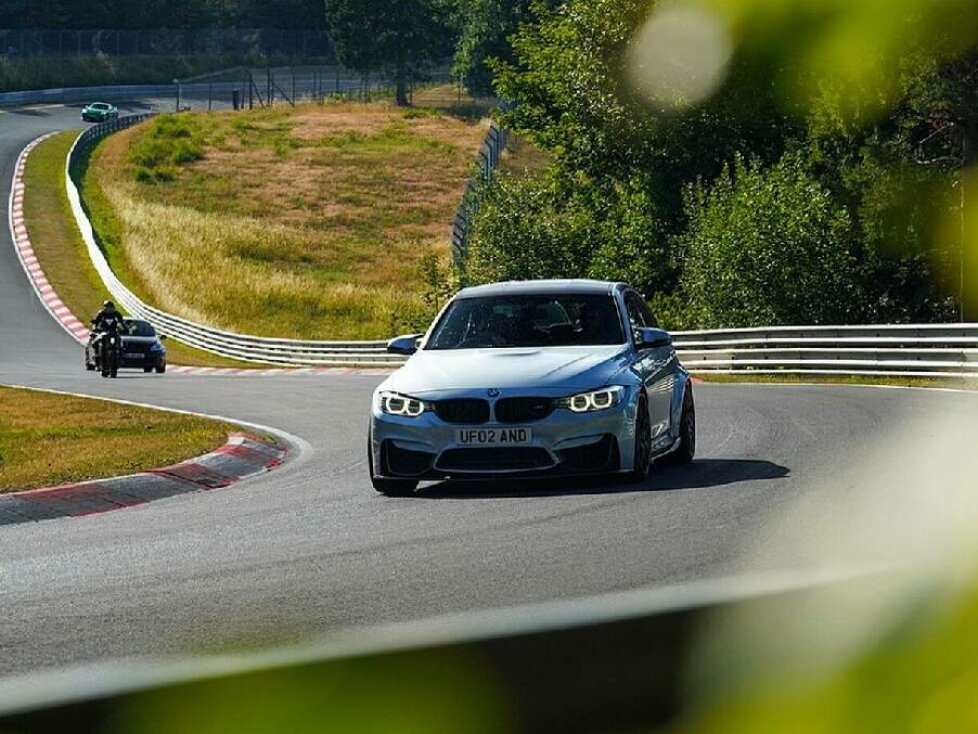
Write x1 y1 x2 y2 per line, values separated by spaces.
24 132 260 368
129 114 205 182
0 386 241 492
81 100 486 339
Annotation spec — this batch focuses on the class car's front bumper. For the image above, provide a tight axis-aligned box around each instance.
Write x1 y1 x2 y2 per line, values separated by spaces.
119 352 166 369
370 389 640 480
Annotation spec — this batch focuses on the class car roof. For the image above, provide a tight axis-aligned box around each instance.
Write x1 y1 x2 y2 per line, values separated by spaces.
90 102 109 107
455 279 624 299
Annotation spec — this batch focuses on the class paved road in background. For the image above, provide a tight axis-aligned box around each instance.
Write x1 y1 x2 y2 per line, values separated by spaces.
1 104 974 680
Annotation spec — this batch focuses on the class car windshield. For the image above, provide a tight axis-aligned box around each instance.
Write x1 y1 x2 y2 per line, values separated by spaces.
124 320 156 337
426 293 624 350
91 103 108 109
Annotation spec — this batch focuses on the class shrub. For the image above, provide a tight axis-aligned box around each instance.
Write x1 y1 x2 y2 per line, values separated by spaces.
679 153 858 328
128 114 204 182
465 170 671 295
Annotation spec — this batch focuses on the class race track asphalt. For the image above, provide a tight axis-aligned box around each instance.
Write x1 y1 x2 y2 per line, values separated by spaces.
1 103 975 681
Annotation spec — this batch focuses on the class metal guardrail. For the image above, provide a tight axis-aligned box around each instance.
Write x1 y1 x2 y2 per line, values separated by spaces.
0 84 176 108
672 324 978 377
63 115 978 375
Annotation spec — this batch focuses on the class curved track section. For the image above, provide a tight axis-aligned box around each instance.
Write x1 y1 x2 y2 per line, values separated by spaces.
1 103 975 681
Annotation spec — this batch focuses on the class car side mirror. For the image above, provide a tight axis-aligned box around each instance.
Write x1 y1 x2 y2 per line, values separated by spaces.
386 334 422 355
636 327 672 350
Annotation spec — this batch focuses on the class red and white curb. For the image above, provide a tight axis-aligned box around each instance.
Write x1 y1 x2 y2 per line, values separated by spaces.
8 132 92 344
7 134 396 378
0 433 286 526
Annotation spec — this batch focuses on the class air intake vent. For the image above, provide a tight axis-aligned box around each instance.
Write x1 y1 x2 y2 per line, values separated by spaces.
437 447 554 472
494 397 555 423
432 399 490 424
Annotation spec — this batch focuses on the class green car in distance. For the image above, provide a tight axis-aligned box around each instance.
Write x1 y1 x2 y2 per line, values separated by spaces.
81 102 119 123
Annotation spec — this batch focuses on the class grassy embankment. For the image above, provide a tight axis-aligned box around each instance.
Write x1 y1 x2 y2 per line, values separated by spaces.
23 131 250 367
0 386 239 492
81 94 487 340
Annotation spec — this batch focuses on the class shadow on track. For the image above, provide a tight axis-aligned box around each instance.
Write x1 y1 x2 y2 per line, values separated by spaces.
82 374 166 380
417 458 789 499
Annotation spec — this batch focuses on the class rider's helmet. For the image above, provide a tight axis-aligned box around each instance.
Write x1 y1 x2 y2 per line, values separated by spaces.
103 300 115 310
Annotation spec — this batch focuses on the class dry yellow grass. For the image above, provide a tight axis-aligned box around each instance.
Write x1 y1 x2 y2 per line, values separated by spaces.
0 386 239 492
24 132 259 368
86 100 486 339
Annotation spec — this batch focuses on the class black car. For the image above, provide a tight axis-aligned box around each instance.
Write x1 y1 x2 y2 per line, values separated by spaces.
86 318 167 374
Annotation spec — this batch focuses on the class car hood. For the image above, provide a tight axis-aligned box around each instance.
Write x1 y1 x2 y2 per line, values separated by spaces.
381 346 633 396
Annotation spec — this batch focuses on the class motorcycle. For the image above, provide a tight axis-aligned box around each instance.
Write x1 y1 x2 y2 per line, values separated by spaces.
100 331 120 378
86 330 121 378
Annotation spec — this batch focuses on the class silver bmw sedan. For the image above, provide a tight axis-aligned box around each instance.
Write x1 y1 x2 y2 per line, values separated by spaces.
368 279 695 494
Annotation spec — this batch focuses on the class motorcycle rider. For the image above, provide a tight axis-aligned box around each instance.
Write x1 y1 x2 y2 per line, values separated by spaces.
89 300 126 367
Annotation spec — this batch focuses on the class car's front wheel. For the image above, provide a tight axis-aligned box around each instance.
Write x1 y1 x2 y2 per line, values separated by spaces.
660 386 695 466
625 395 653 482
368 435 417 496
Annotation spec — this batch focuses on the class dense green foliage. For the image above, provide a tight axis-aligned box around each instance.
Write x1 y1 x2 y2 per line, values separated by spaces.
449 0 544 97
465 0 977 327
680 154 856 328
466 172 666 291
0 0 327 30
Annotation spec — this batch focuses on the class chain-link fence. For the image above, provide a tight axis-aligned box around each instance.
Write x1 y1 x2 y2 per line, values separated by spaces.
0 29 334 59
174 64 456 112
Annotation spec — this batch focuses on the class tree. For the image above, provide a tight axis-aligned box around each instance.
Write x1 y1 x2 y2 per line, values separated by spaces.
679 154 857 328
324 0 454 105
450 0 544 96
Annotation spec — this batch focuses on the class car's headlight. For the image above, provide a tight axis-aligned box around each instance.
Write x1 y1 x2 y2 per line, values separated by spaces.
556 385 626 413
150 343 165 352
375 391 428 418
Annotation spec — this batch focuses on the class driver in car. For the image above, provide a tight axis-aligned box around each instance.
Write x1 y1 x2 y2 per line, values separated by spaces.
579 305 617 344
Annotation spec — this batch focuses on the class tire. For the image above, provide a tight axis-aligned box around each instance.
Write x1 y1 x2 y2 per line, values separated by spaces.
661 386 696 466
143 366 153 373
368 435 417 496
155 362 166 374
625 395 653 482
86 361 96 372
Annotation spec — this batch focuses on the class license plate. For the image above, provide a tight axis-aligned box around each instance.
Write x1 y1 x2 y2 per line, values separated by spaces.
124 352 143 359
456 427 532 446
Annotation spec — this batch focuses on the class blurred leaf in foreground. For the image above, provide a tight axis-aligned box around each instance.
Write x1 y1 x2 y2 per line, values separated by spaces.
114 649 512 734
